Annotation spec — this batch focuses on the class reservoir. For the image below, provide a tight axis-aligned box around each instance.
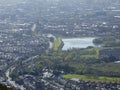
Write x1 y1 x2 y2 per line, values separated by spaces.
62 37 95 50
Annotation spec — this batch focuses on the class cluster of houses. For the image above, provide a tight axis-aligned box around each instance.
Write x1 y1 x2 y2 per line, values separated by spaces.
0 19 49 88
64 78 120 90
34 74 120 90
34 0 120 38
0 0 120 90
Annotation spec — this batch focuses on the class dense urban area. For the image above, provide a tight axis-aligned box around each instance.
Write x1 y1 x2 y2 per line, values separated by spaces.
0 0 120 90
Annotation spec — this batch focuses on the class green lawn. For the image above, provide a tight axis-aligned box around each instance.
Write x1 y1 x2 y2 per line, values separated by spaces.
64 74 120 82
79 48 99 59
53 38 62 51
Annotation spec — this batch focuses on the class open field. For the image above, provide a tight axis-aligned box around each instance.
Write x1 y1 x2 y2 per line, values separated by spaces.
64 74 120 82
53 38 63 51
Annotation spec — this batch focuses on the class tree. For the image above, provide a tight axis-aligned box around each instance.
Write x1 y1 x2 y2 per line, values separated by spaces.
93 38 103 45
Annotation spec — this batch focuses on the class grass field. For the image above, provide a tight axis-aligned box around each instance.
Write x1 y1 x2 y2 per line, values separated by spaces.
79 48 99 59
64 74 120 82
53 38 62 51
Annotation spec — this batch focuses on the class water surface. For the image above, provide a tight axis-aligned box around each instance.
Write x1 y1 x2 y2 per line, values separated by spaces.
62 37 95 50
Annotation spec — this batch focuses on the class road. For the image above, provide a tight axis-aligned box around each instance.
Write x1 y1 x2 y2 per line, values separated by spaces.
49 41 53 49
31 24 36 31
6 67 26 90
